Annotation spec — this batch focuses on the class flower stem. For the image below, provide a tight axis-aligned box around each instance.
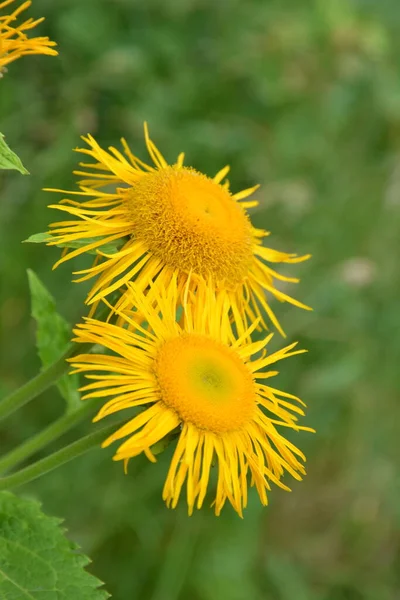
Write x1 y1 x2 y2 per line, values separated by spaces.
0 399 98 474
0 341 92 423
0 301 110 423
0 422 117 491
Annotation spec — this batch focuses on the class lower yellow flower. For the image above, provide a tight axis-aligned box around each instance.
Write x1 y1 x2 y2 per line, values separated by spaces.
71 281 313 516
0 0 57 71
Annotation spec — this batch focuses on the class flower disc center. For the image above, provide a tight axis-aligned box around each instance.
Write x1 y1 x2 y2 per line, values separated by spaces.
128 167 253 286
154 334 256 433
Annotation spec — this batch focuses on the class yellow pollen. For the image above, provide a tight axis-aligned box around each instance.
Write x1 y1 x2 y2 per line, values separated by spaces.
128 166 253 286
154 334 257 433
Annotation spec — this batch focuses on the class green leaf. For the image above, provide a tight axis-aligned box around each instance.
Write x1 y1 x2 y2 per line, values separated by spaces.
23 233 125 256
0 491 109 599
150 430 180 456
0 133 29 175
23 232 51 244
27 269 81 411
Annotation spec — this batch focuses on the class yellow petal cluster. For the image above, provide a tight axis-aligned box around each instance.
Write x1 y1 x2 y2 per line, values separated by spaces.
71 281 313 516
0 0 57 72
47 124 310 336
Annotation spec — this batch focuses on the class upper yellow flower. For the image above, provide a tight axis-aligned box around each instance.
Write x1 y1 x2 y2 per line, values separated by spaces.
70 279 313 516
47 124 311 335
0 0 57 71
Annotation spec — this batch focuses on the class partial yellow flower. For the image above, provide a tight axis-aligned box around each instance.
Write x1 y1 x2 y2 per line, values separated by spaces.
0 0 57 72
47 124 310 335
70 280 313 517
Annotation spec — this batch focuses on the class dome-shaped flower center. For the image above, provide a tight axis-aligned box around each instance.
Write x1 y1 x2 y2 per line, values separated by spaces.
154 334 257 432
128 167 253 287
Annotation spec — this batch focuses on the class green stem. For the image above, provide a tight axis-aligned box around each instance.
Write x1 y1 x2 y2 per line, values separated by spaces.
0 399 98 474
0 302 109 423
0 422 117 491
0 340 93 423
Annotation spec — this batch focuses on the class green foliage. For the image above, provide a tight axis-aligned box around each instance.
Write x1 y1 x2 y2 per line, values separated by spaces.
0 491 108 599
0 134 28 175
24 233 125 256
27 270 80 411
23 233 50 244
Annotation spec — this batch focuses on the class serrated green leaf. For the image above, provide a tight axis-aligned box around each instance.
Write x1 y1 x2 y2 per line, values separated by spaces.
0 133 29 175
23 233 125 256
0 491 109 599
27 269 80 411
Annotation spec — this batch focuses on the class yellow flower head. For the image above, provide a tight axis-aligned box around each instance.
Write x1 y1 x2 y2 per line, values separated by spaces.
47 125 311 335
70 280 313 516
0 0 57 71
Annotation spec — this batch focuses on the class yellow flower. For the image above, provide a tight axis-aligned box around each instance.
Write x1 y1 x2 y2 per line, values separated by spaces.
47 125 311 336
70 280 313 517
0 0 57 72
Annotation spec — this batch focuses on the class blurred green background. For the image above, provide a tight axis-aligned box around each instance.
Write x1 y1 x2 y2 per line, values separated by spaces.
1 0 400 598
